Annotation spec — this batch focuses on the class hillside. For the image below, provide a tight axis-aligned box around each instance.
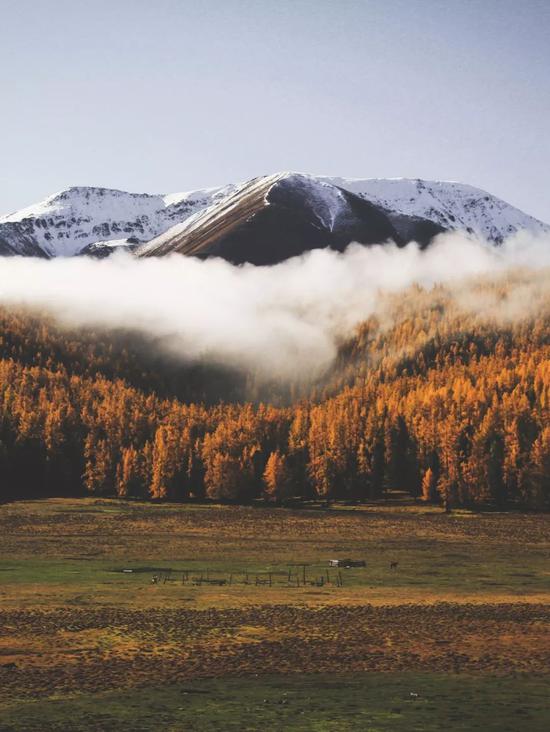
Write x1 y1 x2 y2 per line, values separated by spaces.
0 269 547 509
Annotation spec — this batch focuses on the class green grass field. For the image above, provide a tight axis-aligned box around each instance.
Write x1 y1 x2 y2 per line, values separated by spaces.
1 498 548 609
0 498 549 730
1 674 549 732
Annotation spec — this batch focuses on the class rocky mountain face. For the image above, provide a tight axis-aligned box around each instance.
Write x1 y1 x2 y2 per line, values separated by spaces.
1 174 547 263
137 173 444 264
0 184 235 258
319 177 546 244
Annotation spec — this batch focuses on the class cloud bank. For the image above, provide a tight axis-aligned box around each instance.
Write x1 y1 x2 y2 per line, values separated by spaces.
0 231 548 379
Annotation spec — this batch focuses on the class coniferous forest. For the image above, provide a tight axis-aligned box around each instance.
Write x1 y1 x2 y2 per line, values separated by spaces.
0 272 548 510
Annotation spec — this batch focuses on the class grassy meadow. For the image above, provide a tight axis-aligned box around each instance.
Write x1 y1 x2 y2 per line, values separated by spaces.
0 498 549 730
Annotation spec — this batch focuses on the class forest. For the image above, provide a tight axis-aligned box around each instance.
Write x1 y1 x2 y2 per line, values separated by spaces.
0 270 548 509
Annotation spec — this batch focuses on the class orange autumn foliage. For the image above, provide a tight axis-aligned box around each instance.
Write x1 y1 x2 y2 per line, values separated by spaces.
0 272 548 509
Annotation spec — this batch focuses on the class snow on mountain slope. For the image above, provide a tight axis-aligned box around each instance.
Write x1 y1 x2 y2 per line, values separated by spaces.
137 173 288 258
268 173 351 232
0 184 235 257
0 174 547 258
320 177 549 243
137 172 443 264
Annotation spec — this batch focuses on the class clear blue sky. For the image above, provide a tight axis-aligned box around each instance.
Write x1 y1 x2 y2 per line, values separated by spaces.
1 0 549 221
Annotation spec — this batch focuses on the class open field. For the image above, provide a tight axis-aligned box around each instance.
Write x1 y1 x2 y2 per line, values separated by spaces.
1 498 549 730
1 674 549 732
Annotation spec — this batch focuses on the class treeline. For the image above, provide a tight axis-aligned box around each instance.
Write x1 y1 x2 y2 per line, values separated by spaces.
0 309 294 405
0 276 548 509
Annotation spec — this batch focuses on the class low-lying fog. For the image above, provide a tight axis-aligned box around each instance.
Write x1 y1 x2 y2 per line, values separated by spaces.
0 231 548 379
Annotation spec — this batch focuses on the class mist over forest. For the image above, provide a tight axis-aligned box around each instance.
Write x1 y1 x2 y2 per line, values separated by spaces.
0 234 547 509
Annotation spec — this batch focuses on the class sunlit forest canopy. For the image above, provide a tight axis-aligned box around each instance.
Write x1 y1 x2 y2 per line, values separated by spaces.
0 269 548 509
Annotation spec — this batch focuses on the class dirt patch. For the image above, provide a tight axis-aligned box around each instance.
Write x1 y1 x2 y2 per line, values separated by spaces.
1 602 548 702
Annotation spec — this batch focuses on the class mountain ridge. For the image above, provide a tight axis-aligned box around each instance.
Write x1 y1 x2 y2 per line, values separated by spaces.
137 173 445 264
1 173 547 261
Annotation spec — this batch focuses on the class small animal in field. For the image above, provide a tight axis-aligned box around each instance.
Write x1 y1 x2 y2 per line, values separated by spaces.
390 561 398 570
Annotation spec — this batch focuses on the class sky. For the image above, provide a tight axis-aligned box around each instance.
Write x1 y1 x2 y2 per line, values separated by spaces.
1 0 549 221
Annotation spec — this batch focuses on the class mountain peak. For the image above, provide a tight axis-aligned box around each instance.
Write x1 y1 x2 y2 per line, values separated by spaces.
0 174 547 260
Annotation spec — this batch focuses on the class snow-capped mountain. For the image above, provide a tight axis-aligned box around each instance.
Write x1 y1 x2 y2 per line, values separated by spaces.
0 184 235 258
137 173 444 264
0 173 547 260
321 177 548 244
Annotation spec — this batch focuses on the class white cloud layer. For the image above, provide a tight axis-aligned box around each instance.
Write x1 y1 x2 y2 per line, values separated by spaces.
0 231 548 379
